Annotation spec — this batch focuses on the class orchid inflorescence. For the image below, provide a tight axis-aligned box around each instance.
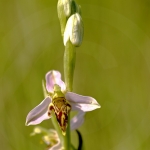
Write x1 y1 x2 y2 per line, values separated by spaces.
25 0 101 149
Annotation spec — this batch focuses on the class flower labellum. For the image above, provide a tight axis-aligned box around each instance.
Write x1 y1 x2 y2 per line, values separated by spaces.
48 84 71 135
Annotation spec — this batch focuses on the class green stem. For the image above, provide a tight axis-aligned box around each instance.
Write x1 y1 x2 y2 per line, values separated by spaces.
63 40 76 150
63 113 71 150
51 111 63 142
51 111 71 150
64 40 76 91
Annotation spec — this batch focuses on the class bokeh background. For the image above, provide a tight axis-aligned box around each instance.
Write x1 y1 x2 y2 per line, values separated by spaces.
0 0 150 149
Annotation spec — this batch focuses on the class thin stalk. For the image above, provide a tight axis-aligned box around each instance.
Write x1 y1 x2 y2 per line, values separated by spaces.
51 111 63 142
63 40 76 149
63 114 71 150
64 40 76 91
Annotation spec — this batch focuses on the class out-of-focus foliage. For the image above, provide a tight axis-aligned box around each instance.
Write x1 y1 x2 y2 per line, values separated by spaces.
0 0 150 149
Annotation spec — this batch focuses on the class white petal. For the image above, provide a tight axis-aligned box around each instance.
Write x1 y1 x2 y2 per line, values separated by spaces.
46 70 66 93
25 97 51 126
65 92 101 112
70 111 85 130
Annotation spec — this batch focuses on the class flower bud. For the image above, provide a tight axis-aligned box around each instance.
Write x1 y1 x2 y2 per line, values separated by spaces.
62 0 71 17
57 0 67 36
64 13 84 47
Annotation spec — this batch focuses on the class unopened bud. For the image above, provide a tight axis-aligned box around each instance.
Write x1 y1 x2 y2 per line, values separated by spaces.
62 0 71 17
57 0 67 36
64 13 84 47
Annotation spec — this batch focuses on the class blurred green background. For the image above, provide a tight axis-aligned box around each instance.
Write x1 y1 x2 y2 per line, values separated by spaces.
0 0 150 149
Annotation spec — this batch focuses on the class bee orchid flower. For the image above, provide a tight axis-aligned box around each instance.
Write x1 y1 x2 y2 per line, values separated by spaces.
25 70 100 133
